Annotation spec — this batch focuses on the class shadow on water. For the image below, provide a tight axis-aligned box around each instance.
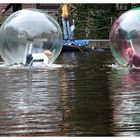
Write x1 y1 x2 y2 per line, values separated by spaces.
0 50 140 136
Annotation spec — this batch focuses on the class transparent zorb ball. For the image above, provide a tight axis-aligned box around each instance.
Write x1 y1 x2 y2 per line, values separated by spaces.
109 7 140 66
0 8 63 65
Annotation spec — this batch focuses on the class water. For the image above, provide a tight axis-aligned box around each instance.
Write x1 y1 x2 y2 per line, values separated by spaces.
0 50 140 136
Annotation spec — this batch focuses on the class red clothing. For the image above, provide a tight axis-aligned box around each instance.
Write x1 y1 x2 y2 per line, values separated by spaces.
128 54 140 67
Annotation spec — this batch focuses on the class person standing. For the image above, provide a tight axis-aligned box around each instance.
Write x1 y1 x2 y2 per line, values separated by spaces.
61 4 76 40
1 3 22 13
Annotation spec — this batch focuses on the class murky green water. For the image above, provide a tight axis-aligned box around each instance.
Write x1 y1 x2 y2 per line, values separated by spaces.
0 50 140 136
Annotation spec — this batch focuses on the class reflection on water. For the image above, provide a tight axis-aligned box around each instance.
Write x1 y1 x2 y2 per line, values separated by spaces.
0 68 63 135
1 51 140 136
109 69 140 136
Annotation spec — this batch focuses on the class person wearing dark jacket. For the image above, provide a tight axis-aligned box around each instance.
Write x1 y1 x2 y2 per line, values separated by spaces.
1 3 22 13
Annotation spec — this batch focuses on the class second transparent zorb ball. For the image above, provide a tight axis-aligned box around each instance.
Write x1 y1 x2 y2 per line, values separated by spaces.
109 7 140 66
0 8 63 65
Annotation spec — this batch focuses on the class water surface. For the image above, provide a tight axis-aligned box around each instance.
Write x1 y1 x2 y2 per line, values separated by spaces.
0 50 140 136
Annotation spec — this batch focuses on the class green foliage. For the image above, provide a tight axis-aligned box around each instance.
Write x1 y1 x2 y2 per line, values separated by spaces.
72 4 118 39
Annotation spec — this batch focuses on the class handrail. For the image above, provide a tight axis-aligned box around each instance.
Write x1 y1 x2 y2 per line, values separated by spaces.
75 27 111 31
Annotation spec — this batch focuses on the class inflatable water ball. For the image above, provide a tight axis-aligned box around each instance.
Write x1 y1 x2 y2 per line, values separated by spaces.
0 8 63 65
109 7 140 66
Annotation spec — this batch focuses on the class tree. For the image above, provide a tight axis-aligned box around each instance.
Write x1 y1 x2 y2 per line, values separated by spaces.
72 4 118 39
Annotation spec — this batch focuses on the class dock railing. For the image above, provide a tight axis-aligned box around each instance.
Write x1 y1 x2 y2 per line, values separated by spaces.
88 39 110 50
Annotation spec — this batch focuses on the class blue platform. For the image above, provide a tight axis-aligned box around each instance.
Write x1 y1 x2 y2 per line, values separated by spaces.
63 39 89 47
62 39 90 52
